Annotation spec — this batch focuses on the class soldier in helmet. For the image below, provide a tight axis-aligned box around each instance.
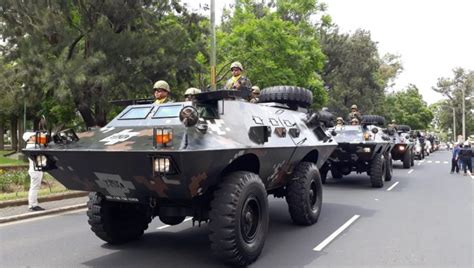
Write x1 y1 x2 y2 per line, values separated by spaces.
225 61 252 91
388 119 397 129
336 117 344 127
153 80 171 104
250 86 260 103
351 117 360 125
184 87 201 101
348 104 362 123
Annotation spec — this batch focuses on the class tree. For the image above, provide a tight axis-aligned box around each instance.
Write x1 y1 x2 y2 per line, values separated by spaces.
383 85 433 130
320 27 402 117
215 0 328 108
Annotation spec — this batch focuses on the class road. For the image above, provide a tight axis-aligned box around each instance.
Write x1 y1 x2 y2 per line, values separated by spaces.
1 151 472 267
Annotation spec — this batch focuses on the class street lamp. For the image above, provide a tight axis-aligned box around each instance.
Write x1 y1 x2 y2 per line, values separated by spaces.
21 83 26 133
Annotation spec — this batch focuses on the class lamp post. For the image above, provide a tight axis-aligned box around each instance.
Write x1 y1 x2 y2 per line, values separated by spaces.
461 85 465 139
21 84 26 132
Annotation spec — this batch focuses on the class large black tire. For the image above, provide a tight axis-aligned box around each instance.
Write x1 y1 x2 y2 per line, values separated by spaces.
159 215 186 225
385 152 393 181
410 150 415 166
209 171 269 266
331 168 343 179
361 115 386 126
320 164 329 184
259 86 313 109
402 150 411 169
397 125 411 132
87 192 151 244
370 154 386 188
285 162 323 225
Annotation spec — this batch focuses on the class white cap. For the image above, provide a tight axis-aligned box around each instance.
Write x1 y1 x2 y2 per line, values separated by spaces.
22 131 36 142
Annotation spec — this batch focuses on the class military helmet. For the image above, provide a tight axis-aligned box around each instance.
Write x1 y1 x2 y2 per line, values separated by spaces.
336 117 343 121
391 119 396 123
251 86 260 94
230 61 243 71
351 104 358 110
351 118 359 123
184 87 201 96
153 80 170 92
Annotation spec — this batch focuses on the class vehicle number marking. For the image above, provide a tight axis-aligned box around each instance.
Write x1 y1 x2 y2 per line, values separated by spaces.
100 129 139 145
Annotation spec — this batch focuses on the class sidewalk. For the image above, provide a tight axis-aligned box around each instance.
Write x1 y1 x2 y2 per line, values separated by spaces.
0 195 88 224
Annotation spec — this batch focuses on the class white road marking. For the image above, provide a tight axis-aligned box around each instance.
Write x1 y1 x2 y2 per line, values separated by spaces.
156 217 192 230
408 169 414 174
313 215 360 251
435 161 440 164
387 181 399 191
417 162 421 166
427 160 433 163
420 160 425 163
443 161 449 164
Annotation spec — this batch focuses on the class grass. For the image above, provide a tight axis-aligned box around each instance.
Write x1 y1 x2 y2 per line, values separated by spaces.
0 171 68 201
0 150 27 166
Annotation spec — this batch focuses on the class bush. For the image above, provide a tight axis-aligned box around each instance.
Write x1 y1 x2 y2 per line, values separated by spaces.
0 169 30 192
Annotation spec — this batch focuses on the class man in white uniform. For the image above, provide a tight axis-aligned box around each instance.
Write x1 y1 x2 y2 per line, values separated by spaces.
23 132 45 211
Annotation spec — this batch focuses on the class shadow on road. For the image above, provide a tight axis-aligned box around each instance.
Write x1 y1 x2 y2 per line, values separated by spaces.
82 199 376 267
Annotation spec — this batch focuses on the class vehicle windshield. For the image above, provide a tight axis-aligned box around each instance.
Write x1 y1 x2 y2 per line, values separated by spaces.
119 106 153 120
334 126 364 141
152 105 183 118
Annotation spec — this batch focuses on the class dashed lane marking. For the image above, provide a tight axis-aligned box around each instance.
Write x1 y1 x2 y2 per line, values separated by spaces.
387 181 399 191
156 217 192 230
313 215 360 252
427 160 433 163
435 161 440 164
420 160 425 163
408 169 414 174
443 161 449 164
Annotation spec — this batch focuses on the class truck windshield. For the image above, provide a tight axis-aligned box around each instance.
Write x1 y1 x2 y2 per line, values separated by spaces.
119 107 153 120
153 105 183 118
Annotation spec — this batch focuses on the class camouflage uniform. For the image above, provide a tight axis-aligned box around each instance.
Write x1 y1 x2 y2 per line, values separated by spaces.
225 61 252 91
347 104 362 123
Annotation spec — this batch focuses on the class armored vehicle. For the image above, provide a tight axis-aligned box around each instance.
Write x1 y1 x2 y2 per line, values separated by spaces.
23 86 337 266
321 115 394 188
389 125 415 168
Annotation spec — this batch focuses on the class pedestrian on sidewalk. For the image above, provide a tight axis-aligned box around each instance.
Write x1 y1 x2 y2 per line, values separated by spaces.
23 132 45 211
459 141 473 176
450 143 460 174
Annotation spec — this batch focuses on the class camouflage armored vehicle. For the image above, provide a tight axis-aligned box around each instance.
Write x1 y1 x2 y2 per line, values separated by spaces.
23 86 337 266
321 115 394 188
389 125 415 168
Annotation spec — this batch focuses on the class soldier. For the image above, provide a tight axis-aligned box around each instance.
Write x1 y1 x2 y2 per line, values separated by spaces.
348 104 362 123
351 118 359 125
336 117 344 127
153 80 171 104
250 86 260 103
388 119 397 129
184 87 201 101
225 61 252 91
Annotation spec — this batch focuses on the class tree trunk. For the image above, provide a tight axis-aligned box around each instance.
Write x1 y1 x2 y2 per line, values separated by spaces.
94 101 107 127
0 120 4 150
18 118 25 150
77 104 97 128
10 117 18 152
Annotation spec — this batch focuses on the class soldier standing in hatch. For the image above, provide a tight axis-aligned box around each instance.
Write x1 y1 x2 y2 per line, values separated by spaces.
153 80 171 104
225 61 252 91
250 86 260 103
335 117 344 127
388 119 397 129
348 104 362 123
184 87 201 101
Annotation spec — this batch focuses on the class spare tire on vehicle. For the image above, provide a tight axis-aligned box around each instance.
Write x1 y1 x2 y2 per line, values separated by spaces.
259 86 313 109
361 115 386 126
397 125 411 132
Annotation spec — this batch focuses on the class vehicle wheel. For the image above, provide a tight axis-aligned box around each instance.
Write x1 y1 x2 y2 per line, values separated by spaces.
402 150 411 169
331 168 343 179
370 154 385 188
285 162 323 225
385 152 393 181
410 150 415 166
87 192 151 244
361 115 386 126
259 86 313 109
209 171 268 266
159 215 186 225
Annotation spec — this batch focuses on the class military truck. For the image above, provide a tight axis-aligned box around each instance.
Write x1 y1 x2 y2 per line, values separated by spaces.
389 125 415 168
321 115 394 188
23 86 337 266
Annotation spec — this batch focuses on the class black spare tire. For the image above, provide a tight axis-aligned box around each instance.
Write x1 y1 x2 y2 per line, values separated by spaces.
260 86 313 109
397 125 411 132
361 115 386 126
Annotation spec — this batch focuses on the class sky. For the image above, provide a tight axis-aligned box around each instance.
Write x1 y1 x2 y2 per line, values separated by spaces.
184 0 474 104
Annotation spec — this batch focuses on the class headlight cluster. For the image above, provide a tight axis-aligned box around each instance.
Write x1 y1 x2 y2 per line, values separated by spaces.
33 154 49 171
363 147 371 153
153 157 170 173
399 145 406 151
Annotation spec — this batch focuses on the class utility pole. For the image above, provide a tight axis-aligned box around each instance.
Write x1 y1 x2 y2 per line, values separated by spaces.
452 107 456 142
461 85 465 139
210 0 216 91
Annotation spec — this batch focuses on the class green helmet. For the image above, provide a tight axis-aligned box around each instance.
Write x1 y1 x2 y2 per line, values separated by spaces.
184 87 201 95
251 86 260 94
230 61 243 71
153 80 170 92
351 104 358 110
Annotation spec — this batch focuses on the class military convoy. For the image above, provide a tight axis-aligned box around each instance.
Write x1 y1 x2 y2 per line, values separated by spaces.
23 86 338 266
389 125 415 168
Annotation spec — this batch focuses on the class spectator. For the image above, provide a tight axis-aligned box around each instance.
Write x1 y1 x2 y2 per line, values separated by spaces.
23 132 45 211
460 141 472 176
450 143 460 174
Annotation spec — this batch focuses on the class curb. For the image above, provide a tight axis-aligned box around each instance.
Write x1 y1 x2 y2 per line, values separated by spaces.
0 191 88 208
0 203 87 224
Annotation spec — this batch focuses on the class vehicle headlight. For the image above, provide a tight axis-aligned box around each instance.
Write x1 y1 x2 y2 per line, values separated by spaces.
399 145 406 151
153 157 171 173
35 154 48 168
179 106 199 127
363 147 371 153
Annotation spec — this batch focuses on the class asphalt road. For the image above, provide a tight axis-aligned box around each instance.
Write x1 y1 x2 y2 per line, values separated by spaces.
1 151 472 267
